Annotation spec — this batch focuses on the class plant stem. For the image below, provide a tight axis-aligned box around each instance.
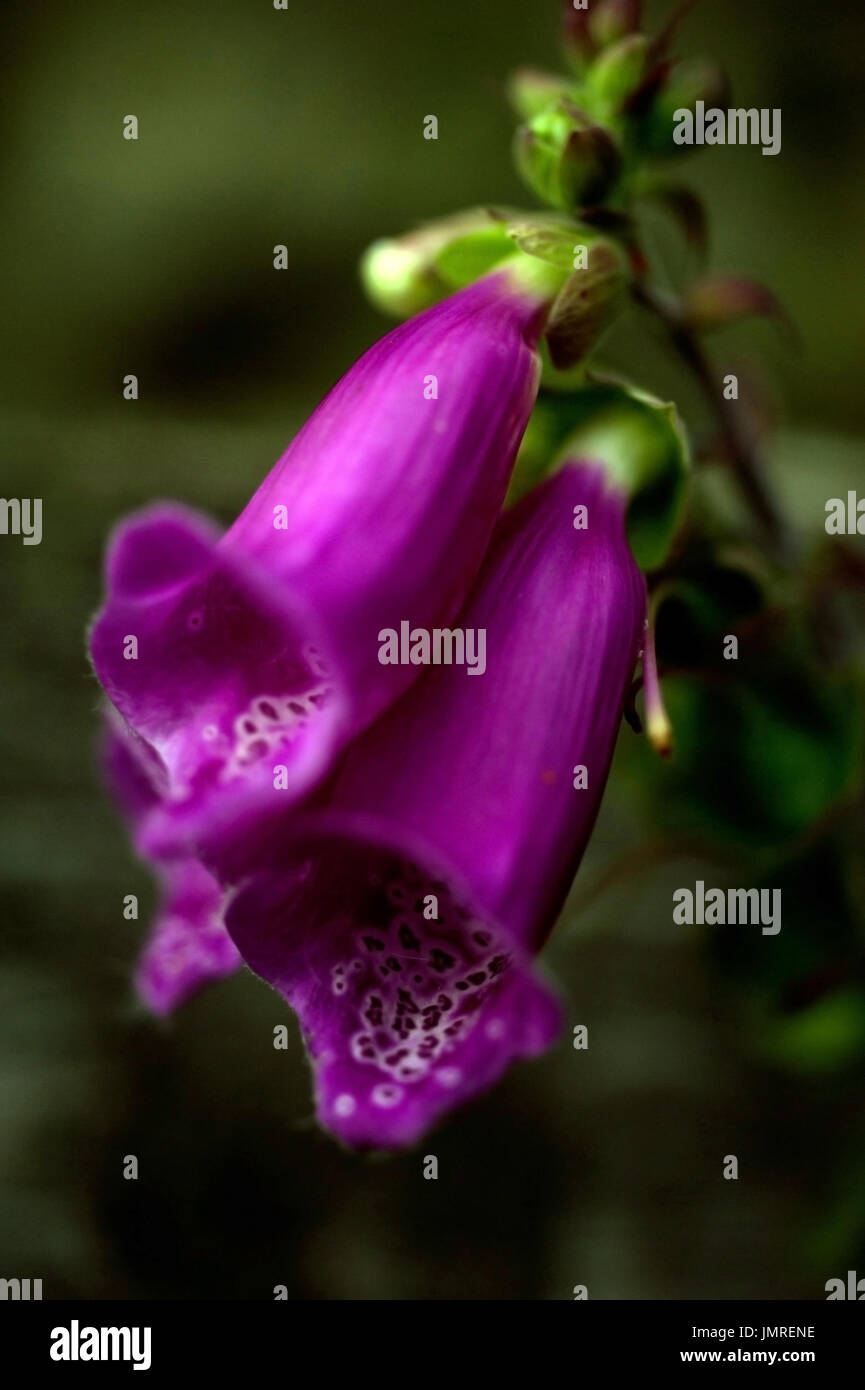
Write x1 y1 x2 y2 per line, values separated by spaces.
632 279 788 556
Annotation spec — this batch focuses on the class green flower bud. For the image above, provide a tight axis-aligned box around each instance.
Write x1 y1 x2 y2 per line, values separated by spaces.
561 0 642 72
359 211 516 317
552 381 690 568
508 68 573 122
360 239 443 318
586 34 649 116
514 101 622 210
589 0 643 50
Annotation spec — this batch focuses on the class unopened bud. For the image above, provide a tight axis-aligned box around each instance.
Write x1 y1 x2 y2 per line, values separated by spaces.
587 34 649 115
514 102 622 210
360 211 515 317
683 275 783 332
509 68 572 122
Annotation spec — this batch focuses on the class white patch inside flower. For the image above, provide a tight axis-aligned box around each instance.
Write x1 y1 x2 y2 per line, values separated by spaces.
333 1094 356 1117
435 1066 462 1089
302 642 334 680
371 1083 403 1109
219 683 333 781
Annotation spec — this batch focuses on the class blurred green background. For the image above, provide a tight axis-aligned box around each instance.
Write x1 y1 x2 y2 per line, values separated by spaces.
1 0 864 1299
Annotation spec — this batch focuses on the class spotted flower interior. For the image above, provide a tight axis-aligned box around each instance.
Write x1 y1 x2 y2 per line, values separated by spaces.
226 838 561 1148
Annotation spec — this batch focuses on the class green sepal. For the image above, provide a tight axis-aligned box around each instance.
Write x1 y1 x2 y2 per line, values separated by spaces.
586 34 649 116
551 380 690 568
513 102 621 211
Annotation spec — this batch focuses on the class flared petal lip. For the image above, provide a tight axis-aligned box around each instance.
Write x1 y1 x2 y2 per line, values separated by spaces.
220 806 564 1149
90 501 354 858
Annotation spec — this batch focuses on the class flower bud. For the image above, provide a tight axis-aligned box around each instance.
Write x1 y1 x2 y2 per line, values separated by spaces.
586 33 649 115
508 68 572 122
360 211 521 318
683 274 783 332
561 0 643 72
514 102 622 210
589 0 643 49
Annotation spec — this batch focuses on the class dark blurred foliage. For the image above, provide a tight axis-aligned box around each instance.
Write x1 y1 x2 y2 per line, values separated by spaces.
1 0 864 1299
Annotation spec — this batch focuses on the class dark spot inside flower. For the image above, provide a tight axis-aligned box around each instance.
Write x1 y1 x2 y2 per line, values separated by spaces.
398 922 421 951
429 948 455 972
363 935 385 952
437 994 452 1010
455 981 469 991
467 971 486 987
487 955 508 977
413 974 424 984
288 700 306 716
385 955 402 972
472 930 491 947
258 700 278 720
242 719 257 734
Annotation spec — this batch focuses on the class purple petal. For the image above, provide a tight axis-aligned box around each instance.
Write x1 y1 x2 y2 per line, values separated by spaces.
101 718 240 1012
221 463 646 1145
91 508 344 855
309 462 647 949
90 269 548 853
134 856 240 1016
225 834 562 1149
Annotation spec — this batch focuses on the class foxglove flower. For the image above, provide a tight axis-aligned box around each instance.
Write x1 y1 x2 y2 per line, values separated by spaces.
89 263 558 857
218 462 647 1148
102 715 238 1013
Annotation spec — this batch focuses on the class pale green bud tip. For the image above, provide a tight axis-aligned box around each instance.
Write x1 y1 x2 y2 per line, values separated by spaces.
359 240 441 318
508 68 571 122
